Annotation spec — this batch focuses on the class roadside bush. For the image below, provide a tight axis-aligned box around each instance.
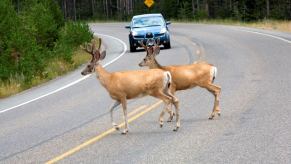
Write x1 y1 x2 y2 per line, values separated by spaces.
21 0 60 49
0 0 50 83
194 10 209 20
0 0 93 94
178 1 193 20
58 21 93 47
55 21 93 61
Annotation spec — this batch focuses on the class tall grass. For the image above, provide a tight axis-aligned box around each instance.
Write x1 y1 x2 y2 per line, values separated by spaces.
174 19 291 33
246 20 291 32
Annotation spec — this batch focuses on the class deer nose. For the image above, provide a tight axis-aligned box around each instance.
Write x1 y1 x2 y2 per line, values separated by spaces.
81 71 85 75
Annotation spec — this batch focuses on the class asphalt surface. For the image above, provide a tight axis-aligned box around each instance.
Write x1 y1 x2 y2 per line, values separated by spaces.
0 23 291 164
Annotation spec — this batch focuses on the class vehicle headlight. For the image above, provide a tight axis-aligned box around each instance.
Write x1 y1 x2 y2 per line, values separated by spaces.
160 28 167 34
132 31 138 36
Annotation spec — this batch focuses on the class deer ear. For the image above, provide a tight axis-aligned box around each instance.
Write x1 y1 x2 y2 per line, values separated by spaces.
100 51 106 60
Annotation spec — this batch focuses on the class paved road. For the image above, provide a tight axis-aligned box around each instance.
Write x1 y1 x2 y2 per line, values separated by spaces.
0 23 291 164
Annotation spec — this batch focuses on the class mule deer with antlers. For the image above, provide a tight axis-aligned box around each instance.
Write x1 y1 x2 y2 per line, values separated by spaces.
138 39 221 119
81 38 180 134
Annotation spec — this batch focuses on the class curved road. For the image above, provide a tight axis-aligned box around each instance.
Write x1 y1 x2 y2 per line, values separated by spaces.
0 23 291 163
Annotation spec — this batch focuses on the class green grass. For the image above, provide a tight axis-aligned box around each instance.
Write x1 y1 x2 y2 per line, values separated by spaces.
0 41 98 98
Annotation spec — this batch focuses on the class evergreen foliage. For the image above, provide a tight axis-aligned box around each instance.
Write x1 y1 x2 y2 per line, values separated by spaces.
0 0 93 85
56 0 291 21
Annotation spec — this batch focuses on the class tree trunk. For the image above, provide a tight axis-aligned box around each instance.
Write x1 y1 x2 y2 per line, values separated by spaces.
73 0 76 21
266 0 270 18
204 0 209 16
125 0 128 15
64 0 67 20
16 0 20 13
192 0 195 15
229 0 232 11
109 0 112 17
197 0 200 10
92 0 95 17
116 0 119 13
106 0 109 18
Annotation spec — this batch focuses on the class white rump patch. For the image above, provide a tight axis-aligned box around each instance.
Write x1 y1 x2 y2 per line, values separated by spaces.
163 71 172 89
210 66 217 81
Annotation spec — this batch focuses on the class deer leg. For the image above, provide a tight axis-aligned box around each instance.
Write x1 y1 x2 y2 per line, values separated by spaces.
156 90 180 131
121 98 129 135
109 101 121 130
154 91 173 128
204 84 221 119
167 103 174 122
171 95 180 132
159 103 172 127
165 86 177 122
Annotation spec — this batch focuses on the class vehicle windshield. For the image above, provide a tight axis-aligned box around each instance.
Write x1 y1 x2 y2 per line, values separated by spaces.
132 16 164 28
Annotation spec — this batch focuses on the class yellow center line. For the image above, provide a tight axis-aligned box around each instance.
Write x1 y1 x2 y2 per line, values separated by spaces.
128 105 147 117
46 100 163 164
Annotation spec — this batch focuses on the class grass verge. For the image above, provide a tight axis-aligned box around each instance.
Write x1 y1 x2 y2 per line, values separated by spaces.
0 41 98 98
174 19 291 33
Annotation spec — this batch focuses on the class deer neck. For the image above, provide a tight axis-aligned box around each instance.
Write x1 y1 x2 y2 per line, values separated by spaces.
95 64 111 87
149 58 163 69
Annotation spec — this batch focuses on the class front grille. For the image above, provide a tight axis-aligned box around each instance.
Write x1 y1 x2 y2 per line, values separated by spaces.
134 35 144 39
155 33 165 37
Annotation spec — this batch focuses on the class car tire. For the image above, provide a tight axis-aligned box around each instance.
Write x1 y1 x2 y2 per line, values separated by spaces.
164 40 171 49
130 45 136 52
129 36 136 52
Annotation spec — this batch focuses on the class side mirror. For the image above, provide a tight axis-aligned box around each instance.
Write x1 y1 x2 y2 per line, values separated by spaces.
166 21 171 25
125 25 131 29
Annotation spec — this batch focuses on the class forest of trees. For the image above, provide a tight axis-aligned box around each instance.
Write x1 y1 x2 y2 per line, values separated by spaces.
12 0 290 21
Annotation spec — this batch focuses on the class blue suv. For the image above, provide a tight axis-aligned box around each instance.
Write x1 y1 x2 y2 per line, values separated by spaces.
125 13 171 52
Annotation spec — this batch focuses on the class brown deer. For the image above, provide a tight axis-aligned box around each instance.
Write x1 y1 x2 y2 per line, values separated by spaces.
138 40 221 119
81 38 180 134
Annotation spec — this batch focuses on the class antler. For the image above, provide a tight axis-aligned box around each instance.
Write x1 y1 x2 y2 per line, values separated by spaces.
80 42 93 54
155 38 160 46
80 38 103 63
97 38 102 50
153 38 160 56
139 40 147 50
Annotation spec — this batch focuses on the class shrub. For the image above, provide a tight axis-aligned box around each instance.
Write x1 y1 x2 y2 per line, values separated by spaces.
0 0 92 89
55 21 93 61
21 0 60 49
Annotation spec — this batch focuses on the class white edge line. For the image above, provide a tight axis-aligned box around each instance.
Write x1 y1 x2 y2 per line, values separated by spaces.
0 33 127 114
238 29 291 44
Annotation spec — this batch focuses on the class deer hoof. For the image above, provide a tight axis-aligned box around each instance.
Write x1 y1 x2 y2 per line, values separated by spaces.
121 130 128 135
159 120 164 128
217 112 221 117
208 114 215 120
173 127 179 132
160 121 164 128
115 126 120 130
